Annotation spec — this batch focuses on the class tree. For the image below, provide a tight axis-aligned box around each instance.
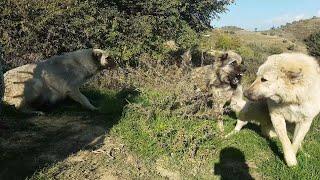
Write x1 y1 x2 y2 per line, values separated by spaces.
0 0 234 70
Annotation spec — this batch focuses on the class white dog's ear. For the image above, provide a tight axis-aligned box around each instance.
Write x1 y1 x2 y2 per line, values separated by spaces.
285 68 303 83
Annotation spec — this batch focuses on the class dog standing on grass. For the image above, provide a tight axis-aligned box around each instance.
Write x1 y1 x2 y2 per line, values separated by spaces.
4 49 115 115
244 53 320 166
191 50 246 131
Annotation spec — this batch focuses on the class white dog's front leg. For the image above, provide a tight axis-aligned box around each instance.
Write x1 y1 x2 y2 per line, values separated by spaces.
270 114 297 166
67 88 98 111
234 119 248 131
292 120 313 154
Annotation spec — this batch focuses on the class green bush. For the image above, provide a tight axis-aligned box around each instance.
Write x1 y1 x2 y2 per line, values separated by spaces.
305 31 320 58
267 45 283 54
236 46 255 60
0 0 233 71
215 33 242 50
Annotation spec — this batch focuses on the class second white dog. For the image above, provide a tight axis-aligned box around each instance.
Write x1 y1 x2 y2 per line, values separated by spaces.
244 53 320 166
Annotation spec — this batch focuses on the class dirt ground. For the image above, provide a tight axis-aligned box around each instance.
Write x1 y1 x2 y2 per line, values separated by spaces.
0 90 137 180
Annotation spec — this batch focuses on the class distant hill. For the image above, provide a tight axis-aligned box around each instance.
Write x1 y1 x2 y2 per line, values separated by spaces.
219 26 244 31
265 17 320 42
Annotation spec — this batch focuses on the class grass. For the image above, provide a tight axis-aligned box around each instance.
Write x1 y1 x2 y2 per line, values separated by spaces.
110 90 320 179
1 85 320 179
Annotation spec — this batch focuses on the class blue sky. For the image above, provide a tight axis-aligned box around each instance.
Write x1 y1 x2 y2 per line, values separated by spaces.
213 0 320 31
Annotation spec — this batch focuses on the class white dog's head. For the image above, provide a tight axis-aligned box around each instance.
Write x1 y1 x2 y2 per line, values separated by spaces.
244 53 319 104
92 49 116 69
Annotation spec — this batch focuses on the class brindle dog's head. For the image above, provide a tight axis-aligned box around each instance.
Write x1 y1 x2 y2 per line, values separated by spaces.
92 49 117 70
214 51 246 88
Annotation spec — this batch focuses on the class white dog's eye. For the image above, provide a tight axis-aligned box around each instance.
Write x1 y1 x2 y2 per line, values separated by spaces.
261 77 268 82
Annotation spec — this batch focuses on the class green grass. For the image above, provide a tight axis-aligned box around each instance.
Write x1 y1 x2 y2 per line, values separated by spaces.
2 87 320 179
109 90 320 179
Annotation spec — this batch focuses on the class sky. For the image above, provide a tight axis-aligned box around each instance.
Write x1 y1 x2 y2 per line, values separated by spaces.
213 0 320 31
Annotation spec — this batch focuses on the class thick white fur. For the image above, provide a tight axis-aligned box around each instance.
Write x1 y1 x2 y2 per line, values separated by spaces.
4 49 109 114
229 85 276 138
245 53 320 166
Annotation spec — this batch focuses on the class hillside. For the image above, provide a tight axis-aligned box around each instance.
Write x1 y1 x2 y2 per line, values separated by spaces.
264 17 320 42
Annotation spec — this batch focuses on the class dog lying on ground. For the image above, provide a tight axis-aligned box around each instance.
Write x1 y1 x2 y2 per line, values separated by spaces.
4 49 115 115
190 50 246 131
244 53 320 166
228 85 276 138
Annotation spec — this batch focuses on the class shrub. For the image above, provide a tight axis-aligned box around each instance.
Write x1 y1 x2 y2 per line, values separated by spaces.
0 0 233 71
305 31 320 58
267 45 283 54
215 33 241 50
236 46 254 60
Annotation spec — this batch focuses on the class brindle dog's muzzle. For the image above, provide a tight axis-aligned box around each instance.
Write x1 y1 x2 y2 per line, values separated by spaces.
229 64 247 88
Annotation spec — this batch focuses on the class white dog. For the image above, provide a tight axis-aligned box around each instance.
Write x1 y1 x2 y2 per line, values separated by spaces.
4 49 115 114
244 53 320 166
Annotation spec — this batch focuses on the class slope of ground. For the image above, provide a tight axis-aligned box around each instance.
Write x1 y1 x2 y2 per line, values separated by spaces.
1 72 319 179
264 17 320 42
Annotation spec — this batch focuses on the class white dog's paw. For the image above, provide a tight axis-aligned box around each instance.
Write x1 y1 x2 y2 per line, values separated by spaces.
268 130 278 138
285 153 298 167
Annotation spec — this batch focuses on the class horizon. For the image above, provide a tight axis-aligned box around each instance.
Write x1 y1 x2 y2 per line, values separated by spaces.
213 0 320 31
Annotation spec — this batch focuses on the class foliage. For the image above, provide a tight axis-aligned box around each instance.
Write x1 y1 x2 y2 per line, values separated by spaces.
305 31 320 58
236 46 255 59
267 45 283 54
214 32 242 50
0 0 233 71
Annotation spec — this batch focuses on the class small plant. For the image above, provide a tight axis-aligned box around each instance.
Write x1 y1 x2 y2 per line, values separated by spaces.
268 45 283 54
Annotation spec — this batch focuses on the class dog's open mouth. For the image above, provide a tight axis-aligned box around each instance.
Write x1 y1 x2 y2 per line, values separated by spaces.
229 73 243 88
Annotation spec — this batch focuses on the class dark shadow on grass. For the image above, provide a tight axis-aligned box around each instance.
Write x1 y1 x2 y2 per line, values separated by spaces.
0 88 139 180
214 147 254 180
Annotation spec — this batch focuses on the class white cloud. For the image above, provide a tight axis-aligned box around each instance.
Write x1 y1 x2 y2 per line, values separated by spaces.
317 10 320 17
